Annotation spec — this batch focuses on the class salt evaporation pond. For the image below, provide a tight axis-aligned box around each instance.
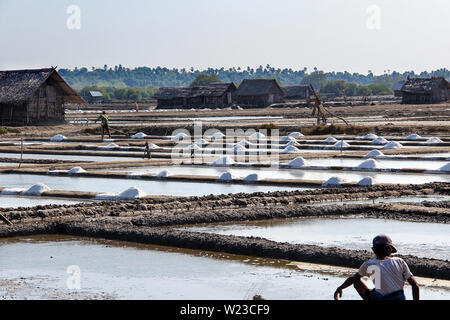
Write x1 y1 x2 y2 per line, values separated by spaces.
114 166 450 184
0 153 141 162
0 174 305 196
0 236 447 300
182 217 450 261
304 158 448 170
0 196 86 208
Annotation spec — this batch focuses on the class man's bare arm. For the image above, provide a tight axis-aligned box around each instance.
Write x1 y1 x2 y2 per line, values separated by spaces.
407 276 419 300
334 273 361 300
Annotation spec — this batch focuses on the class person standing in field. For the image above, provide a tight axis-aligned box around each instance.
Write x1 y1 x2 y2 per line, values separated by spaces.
95 111 111 140
334 234 419 301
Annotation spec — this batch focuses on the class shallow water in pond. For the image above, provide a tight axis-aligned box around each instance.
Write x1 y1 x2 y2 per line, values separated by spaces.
305 158 448 170
0 236 447 300
0 174 306 196
0 153 140 162
0 196 87 208
113 165 450 184
181 217 450 260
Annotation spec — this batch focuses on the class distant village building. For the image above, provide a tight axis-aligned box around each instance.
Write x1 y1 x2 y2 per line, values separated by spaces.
400 77 449 104
234 79 285 108
282 85 311 100
84 90 103 103
153 82 236 109
0 68 85 125
392 81 406 98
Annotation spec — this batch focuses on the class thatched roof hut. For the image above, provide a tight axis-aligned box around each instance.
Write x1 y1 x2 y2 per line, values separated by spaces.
235 79 285 108
400 77 449 104
0 68 85 125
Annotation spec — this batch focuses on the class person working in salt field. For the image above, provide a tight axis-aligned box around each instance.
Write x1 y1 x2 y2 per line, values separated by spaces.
334 234 420 301
95 111 111 140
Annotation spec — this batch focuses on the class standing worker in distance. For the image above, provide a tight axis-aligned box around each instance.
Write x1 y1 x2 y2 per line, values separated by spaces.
95 111 112 140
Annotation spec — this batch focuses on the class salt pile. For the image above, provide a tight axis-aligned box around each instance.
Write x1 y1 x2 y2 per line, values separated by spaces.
322 177 347 187
237 140 253 147
280 136 296 143
1 188 25 195
286 140 300 147
67 167 86 175
357 159 382 169
98 143 119 149
118 187 146 200
364 150 385 158
287 157 309 168
360 133 378 140
172 132 189 141
322 137 338 143
184 144 201 151
218 172 233 182
370 137 388 145
194 139 208 146
424 137 443 144
332 141 350 149
383 141 403 149
211 132 225 139
131 132 147 139
233 144 246 154
358 177 376 186
211 156 235 166
243 173 259 182
248 132 265 139
156 170 171 178
146 143 160 149
50 134 66 142
23 183 52 195
439 163 450 172
288 132 304 137
280 145 301 154
406 133 422 140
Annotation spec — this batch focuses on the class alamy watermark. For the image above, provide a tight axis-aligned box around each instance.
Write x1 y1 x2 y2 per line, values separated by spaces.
66 5 81 30
366 5 381 30
66 265 81 290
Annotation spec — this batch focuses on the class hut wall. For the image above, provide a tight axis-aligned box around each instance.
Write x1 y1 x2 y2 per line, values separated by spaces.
24 82 64 123
236 95 269 108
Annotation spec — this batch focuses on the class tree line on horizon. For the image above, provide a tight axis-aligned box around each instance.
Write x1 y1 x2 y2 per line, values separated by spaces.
62 65 449 100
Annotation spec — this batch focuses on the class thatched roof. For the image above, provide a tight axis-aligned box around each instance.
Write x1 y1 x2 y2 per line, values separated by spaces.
235 79 284 96
0 68 85 105
401 77 450 94
282 85 310 98
153 82 236 100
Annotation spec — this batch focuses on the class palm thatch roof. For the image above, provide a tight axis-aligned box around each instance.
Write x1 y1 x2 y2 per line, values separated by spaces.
400 77 450 94
153 82 236 99
235 79 284 96
0 68 85 105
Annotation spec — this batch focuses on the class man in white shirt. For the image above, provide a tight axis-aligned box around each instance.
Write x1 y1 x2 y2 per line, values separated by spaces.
334 234 420 300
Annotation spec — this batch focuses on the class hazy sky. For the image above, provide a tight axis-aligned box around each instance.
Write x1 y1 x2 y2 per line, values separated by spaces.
0 0 448 74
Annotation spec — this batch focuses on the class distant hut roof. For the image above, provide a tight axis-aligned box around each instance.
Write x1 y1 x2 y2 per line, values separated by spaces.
0 68 85 105
153 82 236 99
89 90 103 97
282 85 310 98
400 77 450 94
235 79 284 96
392 81 406 91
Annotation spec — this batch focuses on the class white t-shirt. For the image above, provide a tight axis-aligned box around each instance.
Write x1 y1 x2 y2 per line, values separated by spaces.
358 257 413 295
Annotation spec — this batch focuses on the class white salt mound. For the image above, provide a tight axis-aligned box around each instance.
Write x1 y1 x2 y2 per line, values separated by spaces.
98 143 119 149
248 132 265 139
218 172 233 181
358 177 376 186
357 159 382 169
185 144 201 151
280 136 296 143
364 150 384 159
322 177 347 187
424 137 443 144
147 143 159 149
322 137 338 143
286 140 300 147
406 134 422 140
237 140 253 147
156 170 170 178
211 156 235 166
233 144 246 153
50 134 66 142
131 132 147 139
370 137 388 145
439 163 450 172
288 132 304 137
118 187 146 200
243 173 259 182
23 183 52 195
280 145 301 154
194 139 208 146
362 133 378 140
383 141 403 149
67 167 86 175
332 141 350 149
288 157 309 168
211 132 225 139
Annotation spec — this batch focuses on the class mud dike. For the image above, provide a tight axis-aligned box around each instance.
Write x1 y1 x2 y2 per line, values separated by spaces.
1 183 449 281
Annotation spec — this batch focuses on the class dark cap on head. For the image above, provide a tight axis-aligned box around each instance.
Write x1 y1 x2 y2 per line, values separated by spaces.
373 234 397 253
